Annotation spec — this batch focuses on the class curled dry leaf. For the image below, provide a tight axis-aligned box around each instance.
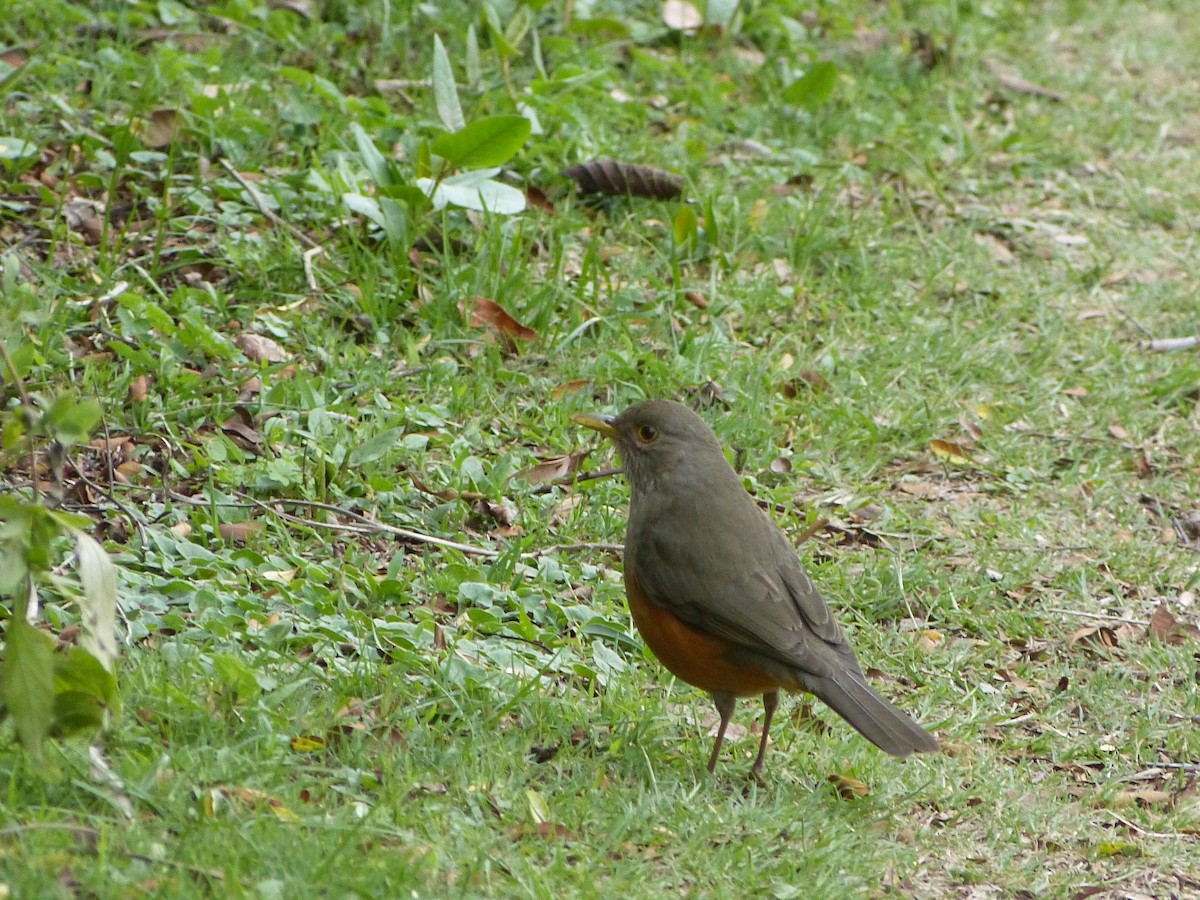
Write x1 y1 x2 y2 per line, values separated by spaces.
779 371 829 397
221 408 264 453
65 198 103 245
562 159 684 200
141 108 182 148
1146 604 1200 645
219 521 262 543
518 453 585 485
127 374 149 403
550 492 583 527
525 185 555 214
1111 789 1173 809
550 379 592 399
463 296 538 351
930 438 972 464
235 332 289 364
827 773 870 800
0 47 29 68
410 473 460 502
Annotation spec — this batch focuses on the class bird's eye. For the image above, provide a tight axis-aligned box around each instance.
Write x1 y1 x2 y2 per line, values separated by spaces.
636 424 659 443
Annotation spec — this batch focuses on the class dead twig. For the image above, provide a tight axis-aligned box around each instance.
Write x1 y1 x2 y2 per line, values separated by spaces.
983 58 1066 102
302 245 323 292
1041 608 1149 626
1144 335 1199 352
218 158 320 250
531 467 622 495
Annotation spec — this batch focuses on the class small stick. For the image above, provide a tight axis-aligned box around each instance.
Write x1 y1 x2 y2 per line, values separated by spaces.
531 467 622 495
302 246 323 292
1041 608 1149 626
1144 335 1199 352
218 159 320 250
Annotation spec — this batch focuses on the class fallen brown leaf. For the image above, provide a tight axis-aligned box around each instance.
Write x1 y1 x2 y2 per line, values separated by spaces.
1146 604 1200 645
235 333 289 364
219 521 261 543
930 439 972 464
827 773 869 800
463 296 538 350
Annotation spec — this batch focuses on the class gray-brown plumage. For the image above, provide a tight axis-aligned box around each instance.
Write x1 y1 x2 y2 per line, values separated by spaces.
574 399 938 776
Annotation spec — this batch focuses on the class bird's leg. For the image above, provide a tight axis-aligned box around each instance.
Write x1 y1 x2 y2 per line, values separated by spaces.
707 691 736 774
750 690 779 781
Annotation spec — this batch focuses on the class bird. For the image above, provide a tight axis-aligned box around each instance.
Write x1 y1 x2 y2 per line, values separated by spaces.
572 399 938 778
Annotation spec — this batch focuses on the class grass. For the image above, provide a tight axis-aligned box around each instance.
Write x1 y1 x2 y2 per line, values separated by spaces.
2 0 1199 896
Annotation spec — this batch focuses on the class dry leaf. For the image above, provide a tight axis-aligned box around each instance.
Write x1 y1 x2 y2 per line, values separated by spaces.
975 232 1015 264
463 297 538 350
1067 625 1119 650
64 199 103 245
410 473 459 501
0 47 29 68
235 333 289 363
550 492 584 526
779 371 829 397
219 521 261 543
915 629 943 654
525 185 555 214
1146 604 1200 645
518 453 584 485
1111 789 1173 809
1062 386 1088 398
827 773 869 800
220 409 264 453
128 374 149 403
550 379 592 398
661 0 703 32
141 108 182 148
930 439 971 464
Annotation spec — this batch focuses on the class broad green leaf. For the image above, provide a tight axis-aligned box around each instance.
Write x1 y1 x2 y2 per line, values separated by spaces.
53 647 118 733
212 653 260 699
673 205 699 247
432 35 465 132
417 170 526 214
54 647 118 708
0 137 37 161
706 0 740 26
505 5 533 48
74 531 119 672
784 61 838 109
342 193 385 228
44 396 101 446
465 25 481 89
430 115 531 168
704 195 719 247
348 427 407 465
350 123 392 187
482 3 519 58
4 613 56 756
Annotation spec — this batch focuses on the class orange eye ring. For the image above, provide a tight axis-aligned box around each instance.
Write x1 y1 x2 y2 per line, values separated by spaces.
636 424 659 443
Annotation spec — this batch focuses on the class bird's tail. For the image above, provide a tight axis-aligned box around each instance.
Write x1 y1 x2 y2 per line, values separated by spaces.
810 673 939 756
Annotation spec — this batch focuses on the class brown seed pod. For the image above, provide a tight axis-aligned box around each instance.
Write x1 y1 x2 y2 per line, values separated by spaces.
562 159 684 200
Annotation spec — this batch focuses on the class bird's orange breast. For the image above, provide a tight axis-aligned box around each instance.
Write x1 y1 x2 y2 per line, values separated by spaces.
625 570 781 697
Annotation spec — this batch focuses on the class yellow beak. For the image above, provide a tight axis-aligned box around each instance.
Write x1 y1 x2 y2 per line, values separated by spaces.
571 412 620 439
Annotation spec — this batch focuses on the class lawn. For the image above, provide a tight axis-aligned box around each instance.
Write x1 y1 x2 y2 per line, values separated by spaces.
1 1 1198 897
